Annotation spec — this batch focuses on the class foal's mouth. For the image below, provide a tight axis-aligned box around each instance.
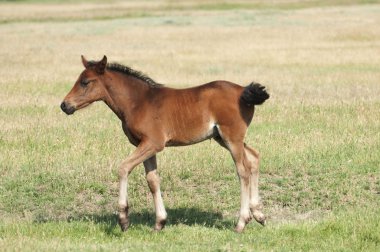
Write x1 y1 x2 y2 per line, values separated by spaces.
60 101 92 115
76 102 91 110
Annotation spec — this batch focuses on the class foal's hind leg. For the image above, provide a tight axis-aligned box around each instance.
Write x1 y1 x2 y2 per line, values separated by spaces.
244 144 266 226
229 142 252 233
143 155 167 231
215 133 251 233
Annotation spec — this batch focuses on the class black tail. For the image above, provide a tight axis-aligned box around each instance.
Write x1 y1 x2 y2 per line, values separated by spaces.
240 82 269 106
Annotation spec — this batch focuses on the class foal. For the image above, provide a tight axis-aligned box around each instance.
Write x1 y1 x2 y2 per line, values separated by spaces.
61 56 269 233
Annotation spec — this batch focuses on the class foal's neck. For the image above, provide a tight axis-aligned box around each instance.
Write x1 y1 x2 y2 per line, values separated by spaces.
102 71 151 121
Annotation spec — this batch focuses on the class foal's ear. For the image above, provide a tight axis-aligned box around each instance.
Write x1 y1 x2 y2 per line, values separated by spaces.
81 55 89 68
96 55 107 74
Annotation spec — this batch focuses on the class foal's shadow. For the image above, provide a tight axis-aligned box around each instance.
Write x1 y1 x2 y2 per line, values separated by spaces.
66 208 233 236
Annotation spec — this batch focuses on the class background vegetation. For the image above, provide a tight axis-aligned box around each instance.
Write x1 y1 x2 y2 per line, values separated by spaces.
0 0 379 251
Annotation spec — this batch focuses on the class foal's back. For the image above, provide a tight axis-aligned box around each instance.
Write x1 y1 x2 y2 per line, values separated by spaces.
145 81 253 146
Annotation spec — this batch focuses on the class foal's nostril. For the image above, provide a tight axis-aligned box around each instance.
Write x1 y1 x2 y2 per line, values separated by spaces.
60 101 75 115
60 102 66 111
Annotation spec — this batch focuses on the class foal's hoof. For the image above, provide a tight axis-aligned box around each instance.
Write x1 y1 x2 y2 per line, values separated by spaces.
257 218 266 226
234 225 245 233
118 218 130 232
154 219 166 231
252 211 266 226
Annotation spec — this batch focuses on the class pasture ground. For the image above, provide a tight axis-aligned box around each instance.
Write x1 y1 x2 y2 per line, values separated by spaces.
0 0 379 251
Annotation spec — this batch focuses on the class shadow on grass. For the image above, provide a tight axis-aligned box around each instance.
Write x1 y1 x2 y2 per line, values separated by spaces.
34 207 234 236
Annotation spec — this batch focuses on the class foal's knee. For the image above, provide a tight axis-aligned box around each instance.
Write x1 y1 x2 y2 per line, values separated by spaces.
146 171 160 193
118 161 132 179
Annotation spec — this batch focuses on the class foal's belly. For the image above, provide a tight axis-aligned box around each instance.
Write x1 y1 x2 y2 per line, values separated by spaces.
165 120 218 147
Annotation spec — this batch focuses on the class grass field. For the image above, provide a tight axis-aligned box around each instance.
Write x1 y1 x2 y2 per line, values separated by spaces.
1 0 380 251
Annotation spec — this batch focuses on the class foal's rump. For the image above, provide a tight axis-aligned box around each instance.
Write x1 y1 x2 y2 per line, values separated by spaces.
202 80 269 128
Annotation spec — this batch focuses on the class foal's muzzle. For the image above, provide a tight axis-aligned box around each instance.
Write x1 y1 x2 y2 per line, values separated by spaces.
60 101 75 115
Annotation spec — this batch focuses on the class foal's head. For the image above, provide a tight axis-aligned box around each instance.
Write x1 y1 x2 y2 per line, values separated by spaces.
61 55 109 115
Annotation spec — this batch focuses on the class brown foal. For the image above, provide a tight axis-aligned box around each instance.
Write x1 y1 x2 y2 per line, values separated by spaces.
61 56 269 233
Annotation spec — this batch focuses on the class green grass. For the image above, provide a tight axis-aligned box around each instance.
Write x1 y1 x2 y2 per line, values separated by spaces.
0 0 379 251
1 208 379 251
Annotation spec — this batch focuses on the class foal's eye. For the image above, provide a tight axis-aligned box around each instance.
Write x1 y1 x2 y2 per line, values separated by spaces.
81 79 90 87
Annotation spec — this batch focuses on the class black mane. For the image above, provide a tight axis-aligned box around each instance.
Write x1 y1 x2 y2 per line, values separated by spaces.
107 63 163 88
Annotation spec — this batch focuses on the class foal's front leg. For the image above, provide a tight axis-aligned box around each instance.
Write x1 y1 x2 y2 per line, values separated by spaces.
118 140 160 231
144 156 167 230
